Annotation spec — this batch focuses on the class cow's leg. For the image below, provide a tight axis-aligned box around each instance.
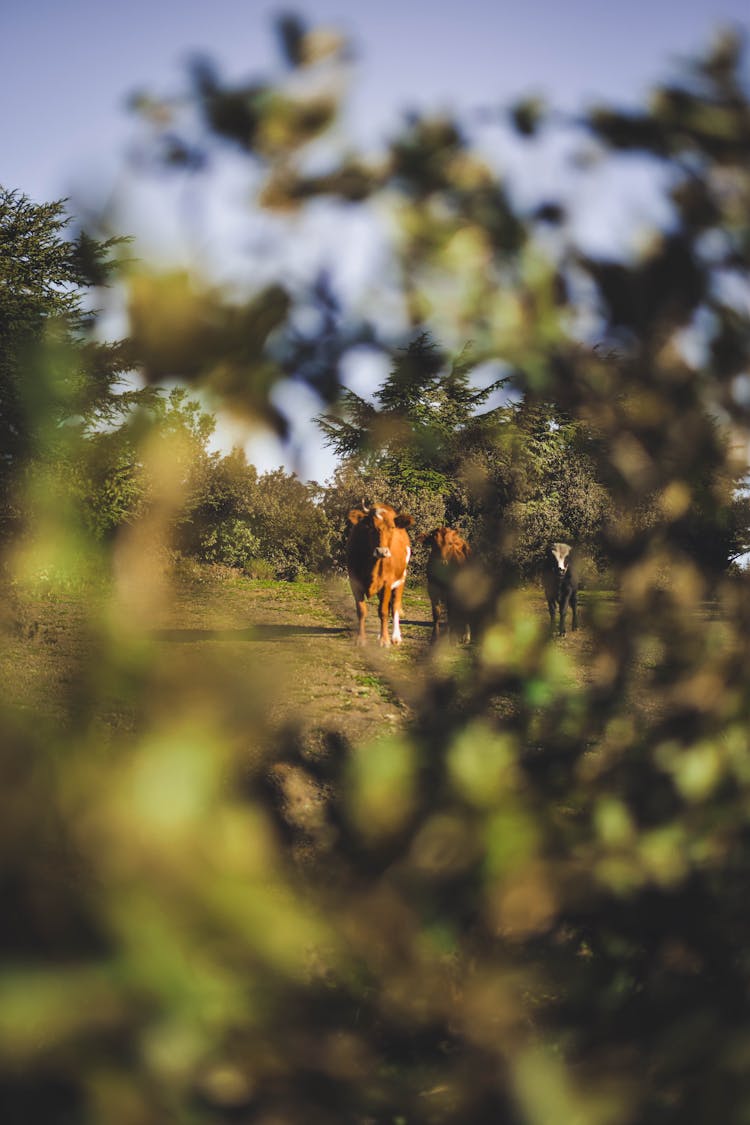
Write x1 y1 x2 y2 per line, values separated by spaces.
547 598 556 633
391 580 405 645
446 593 458 645
458 604 471 645
430 594 442 644
378 586 392 646
559 589 571 636
351 583 368 646
570 589 578 632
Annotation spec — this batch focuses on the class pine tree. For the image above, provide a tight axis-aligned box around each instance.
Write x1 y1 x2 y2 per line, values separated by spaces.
0 188 140 531
317 333 507 494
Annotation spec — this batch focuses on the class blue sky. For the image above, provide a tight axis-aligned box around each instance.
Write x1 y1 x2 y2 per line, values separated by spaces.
3 0 749 206
2 1 749 479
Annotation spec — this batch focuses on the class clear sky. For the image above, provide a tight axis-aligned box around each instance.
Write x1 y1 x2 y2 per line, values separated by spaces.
2 0 749 206
2 1 749 479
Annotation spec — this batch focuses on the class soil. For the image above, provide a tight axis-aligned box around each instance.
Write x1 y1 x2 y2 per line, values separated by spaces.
2 572 595 745
1 570 597 858
1 573 439 744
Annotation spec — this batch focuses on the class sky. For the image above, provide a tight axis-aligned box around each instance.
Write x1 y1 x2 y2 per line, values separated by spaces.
2 0 749 480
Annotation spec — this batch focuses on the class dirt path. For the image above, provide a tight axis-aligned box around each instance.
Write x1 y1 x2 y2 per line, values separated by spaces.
3 573 590 746
147 574 440 749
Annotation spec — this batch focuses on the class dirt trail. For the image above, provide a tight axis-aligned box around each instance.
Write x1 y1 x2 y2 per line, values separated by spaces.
149 574 438 750
4 574 594 749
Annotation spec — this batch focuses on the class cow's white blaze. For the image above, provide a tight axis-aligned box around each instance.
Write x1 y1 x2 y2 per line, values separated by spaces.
551 542 571 572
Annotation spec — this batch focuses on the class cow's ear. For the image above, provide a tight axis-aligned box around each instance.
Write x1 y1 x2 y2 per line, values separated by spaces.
348 509 366 525
395 513 414 529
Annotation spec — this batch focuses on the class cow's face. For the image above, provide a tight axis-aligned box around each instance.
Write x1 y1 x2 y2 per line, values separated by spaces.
422 527 469 561
349 506 412 559
550 543 571 574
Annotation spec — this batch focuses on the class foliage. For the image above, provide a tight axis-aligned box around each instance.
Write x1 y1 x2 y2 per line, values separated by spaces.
0 189 141 528
127 271 299 433
242 466 333 579
179 448 335 579
318 333 506 491
3 19 750 1125
194 517 261 568
319 337 615 574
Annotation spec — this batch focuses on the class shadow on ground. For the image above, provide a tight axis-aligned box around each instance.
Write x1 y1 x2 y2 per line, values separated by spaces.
153 624 349 643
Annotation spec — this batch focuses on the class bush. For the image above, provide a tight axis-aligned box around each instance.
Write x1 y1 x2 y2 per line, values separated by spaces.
242 556 277 581
195 518 261 570
247 468 335 577
179 454 335 579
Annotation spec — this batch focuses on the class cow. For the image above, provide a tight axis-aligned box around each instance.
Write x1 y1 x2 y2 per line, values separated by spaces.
346 504 413 646
542 542 578 636
421 526 472 645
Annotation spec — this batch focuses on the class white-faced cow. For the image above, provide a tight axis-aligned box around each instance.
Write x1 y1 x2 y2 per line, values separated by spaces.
542 542 578 636
421 526 472 644
347 504 413 646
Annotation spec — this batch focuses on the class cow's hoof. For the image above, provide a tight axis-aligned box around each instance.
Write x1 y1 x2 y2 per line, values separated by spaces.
378 637 391 648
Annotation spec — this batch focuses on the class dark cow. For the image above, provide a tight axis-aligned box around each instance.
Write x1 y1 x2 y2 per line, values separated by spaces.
542 542 578 636
346 504 413 646
421 526 472 644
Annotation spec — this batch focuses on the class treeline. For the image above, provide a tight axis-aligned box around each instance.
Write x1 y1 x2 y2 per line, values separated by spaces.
2 188 744 586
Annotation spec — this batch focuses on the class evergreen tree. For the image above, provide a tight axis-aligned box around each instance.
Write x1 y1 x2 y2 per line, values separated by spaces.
317 334 507 494
0 188 141 531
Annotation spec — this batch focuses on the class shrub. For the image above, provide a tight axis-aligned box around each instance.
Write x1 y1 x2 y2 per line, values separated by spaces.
195 518 261 570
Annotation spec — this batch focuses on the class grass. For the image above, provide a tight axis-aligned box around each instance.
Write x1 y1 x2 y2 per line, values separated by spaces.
1 564 620 759
2 570 420 749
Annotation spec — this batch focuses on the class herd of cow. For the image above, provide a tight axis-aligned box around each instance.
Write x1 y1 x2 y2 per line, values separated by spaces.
346 503 579 646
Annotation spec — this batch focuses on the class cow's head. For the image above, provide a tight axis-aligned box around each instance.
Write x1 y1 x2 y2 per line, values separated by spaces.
421 527 470 561
550 542 572 574
349 505 413 559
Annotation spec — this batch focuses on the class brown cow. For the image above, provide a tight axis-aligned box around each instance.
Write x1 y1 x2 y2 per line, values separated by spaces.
421 526 471 644
347 504 413 646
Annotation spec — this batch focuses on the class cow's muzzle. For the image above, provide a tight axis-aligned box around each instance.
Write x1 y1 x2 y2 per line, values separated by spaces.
373 547 391 558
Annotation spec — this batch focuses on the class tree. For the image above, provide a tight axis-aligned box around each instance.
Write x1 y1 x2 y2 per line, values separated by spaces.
66 386 216 542
319 335 613 572
0 188 141 533
242 467 334 578
178 447 336 578
113 27 750 1123
489 397 611 571
318 334 507 494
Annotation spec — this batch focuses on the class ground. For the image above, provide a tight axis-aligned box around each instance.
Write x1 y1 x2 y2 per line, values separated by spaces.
1 570 593 747
1 571 593 841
